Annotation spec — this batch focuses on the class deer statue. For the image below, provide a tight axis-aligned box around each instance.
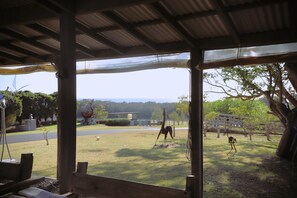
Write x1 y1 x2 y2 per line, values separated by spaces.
228 136 237 153
81 99 95 125
154 108 174 146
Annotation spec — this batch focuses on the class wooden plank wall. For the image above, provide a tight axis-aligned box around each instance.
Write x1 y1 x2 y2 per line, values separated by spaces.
71 173 185 198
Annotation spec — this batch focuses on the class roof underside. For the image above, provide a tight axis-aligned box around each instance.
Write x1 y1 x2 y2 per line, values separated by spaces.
0 0 296 68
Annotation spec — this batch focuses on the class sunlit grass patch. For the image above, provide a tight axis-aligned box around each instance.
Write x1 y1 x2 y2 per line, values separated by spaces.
5 129 296 197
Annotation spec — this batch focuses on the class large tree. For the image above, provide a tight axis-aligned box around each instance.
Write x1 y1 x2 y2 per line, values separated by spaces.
204 62 297 162
0 90 22 127
176 95 189 122
16 91 37 123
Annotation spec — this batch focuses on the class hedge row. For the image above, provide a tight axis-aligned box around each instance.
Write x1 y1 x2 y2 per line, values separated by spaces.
104 119 131 126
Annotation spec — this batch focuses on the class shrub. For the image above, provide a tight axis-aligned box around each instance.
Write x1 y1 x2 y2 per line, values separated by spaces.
105 119 130 126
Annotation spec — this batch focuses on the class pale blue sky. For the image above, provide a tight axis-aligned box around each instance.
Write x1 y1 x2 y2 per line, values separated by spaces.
0 68 192 102
0 53 223 102
0 68 223 102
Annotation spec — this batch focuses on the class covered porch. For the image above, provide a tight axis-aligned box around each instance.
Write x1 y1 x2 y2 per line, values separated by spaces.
0 0 297 197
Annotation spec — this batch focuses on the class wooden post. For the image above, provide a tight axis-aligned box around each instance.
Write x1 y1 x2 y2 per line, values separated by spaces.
189 48 203 198
173 124 176 137
185 175 195 198
77 162 88 174
58 2 77 193
217 128 220 138
19 153 33 180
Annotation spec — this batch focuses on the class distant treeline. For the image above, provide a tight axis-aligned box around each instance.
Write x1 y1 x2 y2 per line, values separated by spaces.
77 99 177 120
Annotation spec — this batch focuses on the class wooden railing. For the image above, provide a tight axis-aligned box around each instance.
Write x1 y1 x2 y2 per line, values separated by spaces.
70 162 194 198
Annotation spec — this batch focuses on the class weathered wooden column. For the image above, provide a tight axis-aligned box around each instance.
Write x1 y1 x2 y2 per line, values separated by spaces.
189 48 203 198
57 3 77 193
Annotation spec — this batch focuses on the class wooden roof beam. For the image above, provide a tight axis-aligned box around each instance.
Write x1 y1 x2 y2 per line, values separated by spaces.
0 28 59 54
31 0 62 15
289 0 297 38
149 2 197 48
26 23 96 58
0 51 24 63
30 1 123 55
76 0 159 13
226 0 288 12
0 0 285 28
101 11 158 51
197 29 297 50
210 0 240 45
75 22 126 54
0 42 47 61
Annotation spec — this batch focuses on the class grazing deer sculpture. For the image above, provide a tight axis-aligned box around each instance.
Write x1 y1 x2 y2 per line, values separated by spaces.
154 108 174 146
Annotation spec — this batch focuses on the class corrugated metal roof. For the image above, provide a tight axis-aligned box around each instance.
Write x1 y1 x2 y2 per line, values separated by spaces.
0 46 24 57
0 0 30 9
76 34 108 50
12 42 50 55
38 39 60 50
222 0 260 7
137 23 182 43
77 13 114 28
8 25 42 37
180 15 230 39
38 19 60 33
114 4 159 22
100 30 143 47
230 2 289 34
160 0 214 16
0 0 296 67
0 33 14 40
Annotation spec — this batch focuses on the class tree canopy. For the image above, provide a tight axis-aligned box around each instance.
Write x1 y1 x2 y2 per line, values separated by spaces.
0 90 22 127
204 62 297 161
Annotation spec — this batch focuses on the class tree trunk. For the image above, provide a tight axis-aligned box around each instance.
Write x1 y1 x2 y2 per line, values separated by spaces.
276 110 297 162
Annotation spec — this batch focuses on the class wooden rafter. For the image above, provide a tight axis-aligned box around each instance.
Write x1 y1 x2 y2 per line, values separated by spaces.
30 1 125 55
45 0 74 14
226 0 288 12
0 29 295 65
31 0 62 15
175 10 217 21
75 22 126 54
102 11 158 51
210 0 240 45
0 28 59 54
0 42 47 61
197 29 296 50
289 0 297 37
0 0 159 27
76 0 159 13
149 2 196 48
0 0 287 28
26 23 96 58
0 51 24 63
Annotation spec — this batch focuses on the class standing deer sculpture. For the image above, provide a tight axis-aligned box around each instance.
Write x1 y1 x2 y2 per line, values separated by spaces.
228 136 237 154
154 108 174 146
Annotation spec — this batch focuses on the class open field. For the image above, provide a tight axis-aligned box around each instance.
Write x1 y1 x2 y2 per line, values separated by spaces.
5 129 297 197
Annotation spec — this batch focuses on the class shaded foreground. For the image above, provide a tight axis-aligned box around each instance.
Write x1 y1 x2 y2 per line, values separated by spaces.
7 129 297 197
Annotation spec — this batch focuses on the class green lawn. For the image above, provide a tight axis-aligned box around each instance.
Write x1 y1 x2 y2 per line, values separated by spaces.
5 129 297 197
7 124 143 136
